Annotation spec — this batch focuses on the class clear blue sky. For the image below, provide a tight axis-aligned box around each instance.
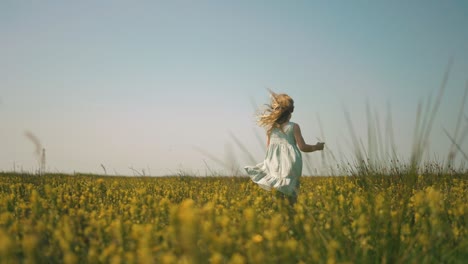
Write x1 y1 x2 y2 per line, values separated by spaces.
1 1 467 175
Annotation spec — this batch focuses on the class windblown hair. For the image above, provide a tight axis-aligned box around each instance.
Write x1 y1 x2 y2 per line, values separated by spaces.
257 91 294 135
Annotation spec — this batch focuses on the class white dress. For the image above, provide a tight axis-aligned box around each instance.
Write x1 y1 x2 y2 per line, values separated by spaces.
244 122 303 197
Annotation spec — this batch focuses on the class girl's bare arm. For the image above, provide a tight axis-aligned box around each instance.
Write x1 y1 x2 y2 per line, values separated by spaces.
294 124 324 152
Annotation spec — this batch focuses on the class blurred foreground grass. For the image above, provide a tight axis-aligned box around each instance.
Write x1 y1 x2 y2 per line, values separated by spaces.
0 172 467 263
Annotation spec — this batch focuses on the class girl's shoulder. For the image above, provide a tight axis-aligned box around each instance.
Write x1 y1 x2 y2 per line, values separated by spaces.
284 121 296 133
288 121 298 129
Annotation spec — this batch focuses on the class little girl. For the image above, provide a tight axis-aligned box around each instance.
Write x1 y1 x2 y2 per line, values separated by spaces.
245 91 325 204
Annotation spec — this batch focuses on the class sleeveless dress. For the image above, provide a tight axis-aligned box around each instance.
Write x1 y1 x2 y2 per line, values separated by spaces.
244 122 303 197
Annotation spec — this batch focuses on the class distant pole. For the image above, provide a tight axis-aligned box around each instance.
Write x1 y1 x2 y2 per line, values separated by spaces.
40 148 46 176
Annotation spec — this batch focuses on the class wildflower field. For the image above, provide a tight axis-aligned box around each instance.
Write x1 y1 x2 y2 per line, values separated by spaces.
0 172 467 263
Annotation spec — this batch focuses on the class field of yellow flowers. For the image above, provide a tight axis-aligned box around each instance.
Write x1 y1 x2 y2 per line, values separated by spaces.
0 172 466 263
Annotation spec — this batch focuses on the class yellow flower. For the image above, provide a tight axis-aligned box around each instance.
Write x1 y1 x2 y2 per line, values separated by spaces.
243 208 254 221
418 234 430 248
415 212 421 223
352 196 362 208
0 230 13 257
252 234 263 243
338 194 344 205
286 239 298 251
22 234 38 253
161 253 177 264
228 253 246 264
210 253 224 264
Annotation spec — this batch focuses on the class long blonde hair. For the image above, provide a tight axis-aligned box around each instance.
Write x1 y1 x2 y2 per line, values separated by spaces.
257 91 294 135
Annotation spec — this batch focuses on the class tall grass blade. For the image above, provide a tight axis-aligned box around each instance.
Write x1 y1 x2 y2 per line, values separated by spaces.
316 113 338 168
202 160 215 176
411 99 423 168
224 142 241 175
303 154 314 176
443 128 468 162
316 113 329 175
411 60 452 171
193 146 231 171
447 82 468 166
366 101 376 170
447 116 468 165
229 131 257 165
385 102 398 161
343 107 364 170
249 96 266 153
253 128 266 153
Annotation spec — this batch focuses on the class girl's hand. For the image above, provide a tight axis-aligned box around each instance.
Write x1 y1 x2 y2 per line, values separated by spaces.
315 142 325 151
